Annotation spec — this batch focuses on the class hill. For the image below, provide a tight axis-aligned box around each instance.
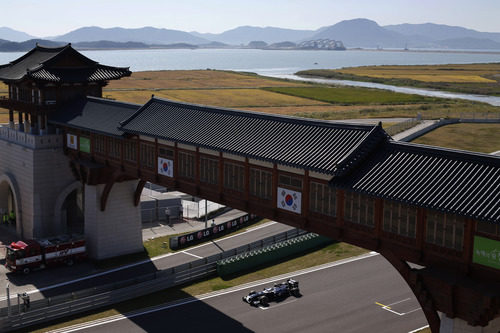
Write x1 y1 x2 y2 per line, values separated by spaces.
384 23 500 43
0 39 64 52
192 26 316 45
311 18 406 48
52 26 209 45
0 27 36 42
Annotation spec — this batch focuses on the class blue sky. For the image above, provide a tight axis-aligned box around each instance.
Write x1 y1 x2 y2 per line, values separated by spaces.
3 0 500 36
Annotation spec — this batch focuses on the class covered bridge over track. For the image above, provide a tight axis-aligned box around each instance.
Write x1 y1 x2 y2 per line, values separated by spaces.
57 95 500 332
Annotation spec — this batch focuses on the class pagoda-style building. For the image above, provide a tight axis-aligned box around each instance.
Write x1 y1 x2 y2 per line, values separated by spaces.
0 44 133 247
0 43 130 134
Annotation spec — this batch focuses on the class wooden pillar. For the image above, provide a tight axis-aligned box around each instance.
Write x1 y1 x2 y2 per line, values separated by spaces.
463 218 475 269
416 207 426 258
218 152 223 198
195 147 200 193
24 113 30 134
244 158 250 207
374 198 383 239
173 142 179 181
154 138 159 182
17 111 23 131
8 109 14 123
272 164 278 217
136 137 141 177
302 170 310 227
30 113 35 132
336 189 345 228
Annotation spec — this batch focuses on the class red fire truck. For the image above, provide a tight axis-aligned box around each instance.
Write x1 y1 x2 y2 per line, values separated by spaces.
5 234 87 274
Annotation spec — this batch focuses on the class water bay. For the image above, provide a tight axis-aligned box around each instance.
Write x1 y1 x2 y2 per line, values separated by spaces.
1 48 499 75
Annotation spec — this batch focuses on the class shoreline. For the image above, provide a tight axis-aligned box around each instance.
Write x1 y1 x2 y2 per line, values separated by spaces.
0 46 499 55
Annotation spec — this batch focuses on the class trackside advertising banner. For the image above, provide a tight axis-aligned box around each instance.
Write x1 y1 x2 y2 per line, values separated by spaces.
170 213 259 250
158 157 173 177
473 236 500 270
277 187 302 214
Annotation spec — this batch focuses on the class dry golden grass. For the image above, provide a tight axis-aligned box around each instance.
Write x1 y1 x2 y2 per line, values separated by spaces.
413 123 500 153
106 88 327 108
0 110 9 123
337 64 500 83
107 70 306 90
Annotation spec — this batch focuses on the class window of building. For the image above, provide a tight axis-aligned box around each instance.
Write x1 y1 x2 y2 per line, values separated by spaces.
476 222 500 238
93 135 106 155
123 140 137 163
178 151 195 179
200 156 218 185
383 200 417 238
140 142 155 169
344 191 375 227
426 211 465 251
278 174 302 189
224 162 244 192
108 138 121 159
250 168 272 199
309 182 336 217
159 147 173 158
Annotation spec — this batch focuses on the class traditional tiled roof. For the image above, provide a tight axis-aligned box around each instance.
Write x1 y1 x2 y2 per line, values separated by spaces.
0 44 130 83
49 97 140 137
331 141 500 224
119 97 381 175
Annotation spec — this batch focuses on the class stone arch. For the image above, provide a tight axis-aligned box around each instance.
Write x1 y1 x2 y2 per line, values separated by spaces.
0 173 22 236
54 181 83 234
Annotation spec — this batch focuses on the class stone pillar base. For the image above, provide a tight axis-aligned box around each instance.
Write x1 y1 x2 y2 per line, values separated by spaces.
84 180 142 260
440 313 500 333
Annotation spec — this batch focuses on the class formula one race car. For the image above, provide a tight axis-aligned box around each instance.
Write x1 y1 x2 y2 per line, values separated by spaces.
242 278 300 306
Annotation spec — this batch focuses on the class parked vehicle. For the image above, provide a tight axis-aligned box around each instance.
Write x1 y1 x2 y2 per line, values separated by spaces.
5 234 87 274
242 278 300 306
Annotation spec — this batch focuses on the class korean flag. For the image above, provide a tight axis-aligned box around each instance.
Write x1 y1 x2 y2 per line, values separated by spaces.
158 157 173 177
277 187 302 214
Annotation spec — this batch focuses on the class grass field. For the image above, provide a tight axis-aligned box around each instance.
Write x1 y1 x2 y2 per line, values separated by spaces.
107 70 306 90
106 88 328 107
412 123 500 153
297 63 500 95
264 86 444 105
335 64 500 83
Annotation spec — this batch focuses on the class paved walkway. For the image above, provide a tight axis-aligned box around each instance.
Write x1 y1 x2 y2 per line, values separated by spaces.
392 120 439 141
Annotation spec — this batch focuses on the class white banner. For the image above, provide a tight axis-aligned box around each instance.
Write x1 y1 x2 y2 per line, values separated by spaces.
67 134 77 150
158 157 173 177
277 187 302 214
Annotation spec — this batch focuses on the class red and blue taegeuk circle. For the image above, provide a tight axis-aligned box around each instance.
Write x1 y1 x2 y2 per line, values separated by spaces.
285 194 293 206
162 162 168 172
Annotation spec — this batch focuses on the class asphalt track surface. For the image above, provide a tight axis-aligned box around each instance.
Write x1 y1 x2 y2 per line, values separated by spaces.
0 221 294 302
49 253 428 333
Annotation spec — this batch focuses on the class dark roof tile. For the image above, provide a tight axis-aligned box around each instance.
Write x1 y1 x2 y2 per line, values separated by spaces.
49 97 140 137
331 141 500 223
119 97 378 174
0 44 130 83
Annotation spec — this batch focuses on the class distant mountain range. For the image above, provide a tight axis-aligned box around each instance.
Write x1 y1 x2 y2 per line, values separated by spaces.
2 19 500 51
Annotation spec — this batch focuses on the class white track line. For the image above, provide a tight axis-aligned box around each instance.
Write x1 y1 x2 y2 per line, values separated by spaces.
181 251 203 259
0 221 279 301
408 325 429 333
47 252 379 333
